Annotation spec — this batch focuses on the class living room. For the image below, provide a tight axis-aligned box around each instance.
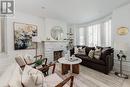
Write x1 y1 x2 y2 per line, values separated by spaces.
0 0 130 87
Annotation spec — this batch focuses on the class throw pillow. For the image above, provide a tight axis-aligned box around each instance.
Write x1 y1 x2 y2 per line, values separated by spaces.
74 47 79 54
94 48 102 60
78 47 86 55
74 47 86 55
88 50 94 58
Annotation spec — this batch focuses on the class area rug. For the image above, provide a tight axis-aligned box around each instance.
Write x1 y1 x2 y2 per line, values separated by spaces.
55 64 124 87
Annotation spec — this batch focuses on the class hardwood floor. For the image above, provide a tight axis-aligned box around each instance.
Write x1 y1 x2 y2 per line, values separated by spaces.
55 63 130 87
122 79 130 87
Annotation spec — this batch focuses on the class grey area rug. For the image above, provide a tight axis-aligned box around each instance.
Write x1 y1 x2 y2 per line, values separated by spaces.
55 64 124 87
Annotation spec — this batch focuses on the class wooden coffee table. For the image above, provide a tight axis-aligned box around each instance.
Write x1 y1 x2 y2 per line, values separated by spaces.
58 57 82 75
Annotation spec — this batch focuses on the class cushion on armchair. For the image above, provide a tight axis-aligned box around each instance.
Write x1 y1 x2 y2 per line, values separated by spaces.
15 56 26 67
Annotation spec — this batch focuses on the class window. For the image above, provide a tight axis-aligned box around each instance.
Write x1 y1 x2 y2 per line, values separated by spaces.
104 20 111 46
76 17 112 47
79 27 85 45
87 24 101 46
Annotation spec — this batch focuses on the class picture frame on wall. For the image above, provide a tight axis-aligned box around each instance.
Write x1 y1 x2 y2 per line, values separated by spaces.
13 22 38 50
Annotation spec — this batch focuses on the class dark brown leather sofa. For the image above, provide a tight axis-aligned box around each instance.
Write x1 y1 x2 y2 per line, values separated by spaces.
70 46 114 74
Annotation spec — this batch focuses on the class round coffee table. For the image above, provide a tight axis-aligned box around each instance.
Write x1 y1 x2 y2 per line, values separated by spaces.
58 57 82 75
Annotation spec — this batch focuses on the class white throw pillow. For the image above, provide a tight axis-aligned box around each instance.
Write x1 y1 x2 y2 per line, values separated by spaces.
8 65 23 87
74 47 86 55
79 47 86 55
74 47 79 54
88 50 94 58
94 48 102 60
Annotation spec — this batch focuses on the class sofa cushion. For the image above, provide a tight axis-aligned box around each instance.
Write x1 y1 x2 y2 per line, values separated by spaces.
88 58 105 65
100 48 113 61
75 54 105 65
75 54 87 59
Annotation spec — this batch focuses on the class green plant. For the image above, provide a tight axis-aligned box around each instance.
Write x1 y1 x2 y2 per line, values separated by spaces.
35 59 43 66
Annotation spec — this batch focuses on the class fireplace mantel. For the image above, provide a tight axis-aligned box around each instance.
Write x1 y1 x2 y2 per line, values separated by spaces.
43 40 67 42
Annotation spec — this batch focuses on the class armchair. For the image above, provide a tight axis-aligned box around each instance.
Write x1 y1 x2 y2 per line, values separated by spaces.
39 63 74 87
15 55 49 75
15 55 74 87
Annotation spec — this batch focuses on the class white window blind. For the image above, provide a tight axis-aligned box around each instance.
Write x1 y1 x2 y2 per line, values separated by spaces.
104 20 111 46
88 24 101 46
79 27 85 45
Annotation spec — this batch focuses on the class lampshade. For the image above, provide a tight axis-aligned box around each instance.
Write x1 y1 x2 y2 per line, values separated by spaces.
32 36 41 42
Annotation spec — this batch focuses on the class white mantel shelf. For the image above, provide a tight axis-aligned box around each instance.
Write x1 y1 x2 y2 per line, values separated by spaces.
42 40 67 42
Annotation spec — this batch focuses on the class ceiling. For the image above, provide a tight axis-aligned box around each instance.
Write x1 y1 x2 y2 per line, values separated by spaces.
15 0 130 24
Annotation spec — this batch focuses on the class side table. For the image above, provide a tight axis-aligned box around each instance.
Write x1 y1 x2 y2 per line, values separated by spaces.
58 57 82 75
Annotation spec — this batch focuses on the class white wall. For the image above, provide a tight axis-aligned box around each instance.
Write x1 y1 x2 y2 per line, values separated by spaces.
45 18 67 41
6 11 45 58
112 3 130 72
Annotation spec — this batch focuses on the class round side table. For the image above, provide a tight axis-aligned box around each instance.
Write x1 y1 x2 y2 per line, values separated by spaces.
58 57 82 75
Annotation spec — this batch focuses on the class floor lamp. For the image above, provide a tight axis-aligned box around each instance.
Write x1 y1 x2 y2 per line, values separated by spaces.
115 42 128 79
32 36 41 57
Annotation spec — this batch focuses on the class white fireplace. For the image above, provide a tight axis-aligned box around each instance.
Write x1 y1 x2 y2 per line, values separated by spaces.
42 41 67 63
